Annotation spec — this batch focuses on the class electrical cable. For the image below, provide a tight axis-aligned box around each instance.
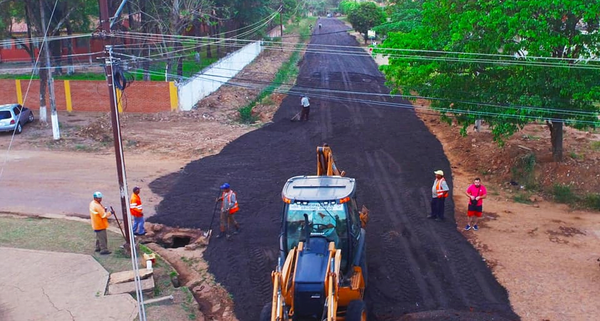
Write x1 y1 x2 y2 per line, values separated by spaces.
128 68 599 125
118 52 599 119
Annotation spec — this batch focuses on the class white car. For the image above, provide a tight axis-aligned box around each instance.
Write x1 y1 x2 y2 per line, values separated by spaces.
0 104 35 134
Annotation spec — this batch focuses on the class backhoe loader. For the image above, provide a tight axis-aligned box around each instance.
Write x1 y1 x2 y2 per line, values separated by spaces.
261 145 369 321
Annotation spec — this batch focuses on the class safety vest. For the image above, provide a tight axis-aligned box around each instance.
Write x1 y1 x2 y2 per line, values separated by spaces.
222 191 239 215
130 193 143 217
435 178 449 198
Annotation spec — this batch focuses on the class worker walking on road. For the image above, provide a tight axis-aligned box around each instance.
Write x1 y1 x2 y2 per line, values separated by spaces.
300 95 310 121
428 170 450 221
465 178 487 231
89 192 113 255
130 186 146 236
216 183 240 239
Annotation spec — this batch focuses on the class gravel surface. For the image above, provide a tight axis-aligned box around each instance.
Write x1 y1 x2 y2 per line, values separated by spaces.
149 18 518 321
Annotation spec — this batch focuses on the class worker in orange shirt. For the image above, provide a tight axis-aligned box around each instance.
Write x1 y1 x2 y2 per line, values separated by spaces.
89 191 113 255
130 186 145 236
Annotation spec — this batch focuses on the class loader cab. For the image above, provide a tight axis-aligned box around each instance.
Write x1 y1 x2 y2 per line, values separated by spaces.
280 176 363 274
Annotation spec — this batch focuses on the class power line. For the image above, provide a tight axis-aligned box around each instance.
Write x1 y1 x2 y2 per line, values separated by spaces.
126 68 599 125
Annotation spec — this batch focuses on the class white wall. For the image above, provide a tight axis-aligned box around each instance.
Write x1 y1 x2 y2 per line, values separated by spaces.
177 41 263 111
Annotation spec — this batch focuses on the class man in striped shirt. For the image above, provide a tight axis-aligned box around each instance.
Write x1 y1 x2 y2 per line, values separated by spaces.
130 186 146 236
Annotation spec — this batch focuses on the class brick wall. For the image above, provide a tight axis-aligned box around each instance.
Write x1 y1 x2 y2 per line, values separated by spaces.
0 80 18 104
0 78 172 113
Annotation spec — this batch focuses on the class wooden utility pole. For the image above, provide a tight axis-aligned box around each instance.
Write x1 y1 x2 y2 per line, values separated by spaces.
97 0 131 246
39 0 60 139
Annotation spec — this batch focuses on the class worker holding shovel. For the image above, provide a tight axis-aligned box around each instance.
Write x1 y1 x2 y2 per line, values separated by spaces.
216 183 240 239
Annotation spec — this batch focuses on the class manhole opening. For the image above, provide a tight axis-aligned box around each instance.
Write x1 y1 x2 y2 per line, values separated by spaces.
171 236 191 248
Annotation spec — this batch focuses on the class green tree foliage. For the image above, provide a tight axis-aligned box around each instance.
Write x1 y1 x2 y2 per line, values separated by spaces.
338 0 358 15
381 0 600 161
347 1 385 44
373 0 422 36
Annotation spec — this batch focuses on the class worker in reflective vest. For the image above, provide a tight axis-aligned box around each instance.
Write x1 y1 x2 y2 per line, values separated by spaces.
216 183 240 239
428 170 450 221
130 186 145 236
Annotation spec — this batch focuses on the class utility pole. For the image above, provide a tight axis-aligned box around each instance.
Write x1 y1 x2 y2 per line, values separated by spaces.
39 0 60 139
98 2 146 320
98 0 131 246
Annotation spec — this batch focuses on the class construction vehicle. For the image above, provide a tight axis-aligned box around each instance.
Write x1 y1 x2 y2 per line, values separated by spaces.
261 145 369 321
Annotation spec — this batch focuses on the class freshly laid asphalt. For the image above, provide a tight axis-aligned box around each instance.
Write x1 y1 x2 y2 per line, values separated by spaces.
150 18 519 321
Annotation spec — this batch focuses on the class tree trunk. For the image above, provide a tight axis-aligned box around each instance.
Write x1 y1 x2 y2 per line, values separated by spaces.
175 41 183 79
548 121 564 162
143 46 150 81
50 32 63 75
24 4 35 65
65 22 74 75
206 21 212 59
216 21 221 57
39 65 48 123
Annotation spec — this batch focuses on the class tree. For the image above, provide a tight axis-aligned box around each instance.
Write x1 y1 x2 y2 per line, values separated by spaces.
373 0 422 36
347 1 385 44
381 0 600 161
338 0 358 15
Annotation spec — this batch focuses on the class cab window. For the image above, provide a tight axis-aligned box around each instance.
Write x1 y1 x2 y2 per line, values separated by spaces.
285 201 351 271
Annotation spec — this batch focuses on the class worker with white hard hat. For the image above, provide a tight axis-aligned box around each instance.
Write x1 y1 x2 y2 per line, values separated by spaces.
428 170 450 221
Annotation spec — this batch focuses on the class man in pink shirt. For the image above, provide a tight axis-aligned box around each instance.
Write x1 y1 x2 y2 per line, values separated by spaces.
464 178 487 231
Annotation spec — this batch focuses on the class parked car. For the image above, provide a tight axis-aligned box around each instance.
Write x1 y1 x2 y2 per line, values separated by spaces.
0 104 35 134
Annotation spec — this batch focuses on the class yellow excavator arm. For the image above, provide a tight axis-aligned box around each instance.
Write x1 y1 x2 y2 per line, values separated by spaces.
317 144 346 177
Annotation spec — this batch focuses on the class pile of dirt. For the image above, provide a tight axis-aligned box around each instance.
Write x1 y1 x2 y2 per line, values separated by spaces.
74 114 113 143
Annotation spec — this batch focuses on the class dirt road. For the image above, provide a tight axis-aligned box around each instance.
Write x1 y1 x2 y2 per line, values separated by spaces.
149 19 517 320
0 150 184 217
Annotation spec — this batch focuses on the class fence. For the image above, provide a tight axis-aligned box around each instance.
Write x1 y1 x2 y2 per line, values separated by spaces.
0 79 176 113
177 41 263 111
0 40 263 112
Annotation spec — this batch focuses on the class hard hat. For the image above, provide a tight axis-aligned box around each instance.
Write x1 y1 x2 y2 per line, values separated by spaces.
93 191 103 198
434 170 444 176
220 183 230 189
133 186 141 192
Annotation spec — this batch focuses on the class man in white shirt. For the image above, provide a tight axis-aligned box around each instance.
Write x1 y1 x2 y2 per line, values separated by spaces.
300 95 310 121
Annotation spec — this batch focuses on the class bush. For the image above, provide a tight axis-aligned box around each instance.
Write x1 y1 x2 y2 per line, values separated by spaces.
584 194 600 211
552 184 576 204
511 153 537 189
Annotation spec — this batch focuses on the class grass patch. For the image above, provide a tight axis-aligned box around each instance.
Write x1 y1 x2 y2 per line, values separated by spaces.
552 184 576 204
0 216 131 273
591 141 600 151
583 194 600 211
238 19 312 123
513 193 532 204
569 151 582 160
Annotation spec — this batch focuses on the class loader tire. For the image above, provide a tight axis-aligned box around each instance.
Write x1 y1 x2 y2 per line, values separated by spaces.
346 300 367 321
260 302 272 321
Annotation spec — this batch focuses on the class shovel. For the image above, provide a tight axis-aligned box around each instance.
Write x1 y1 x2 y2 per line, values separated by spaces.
202 195 221 239
110 206 127 241
290 111 301 121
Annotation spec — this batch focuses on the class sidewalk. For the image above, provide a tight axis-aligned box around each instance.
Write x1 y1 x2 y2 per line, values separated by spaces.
0 247 137 321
